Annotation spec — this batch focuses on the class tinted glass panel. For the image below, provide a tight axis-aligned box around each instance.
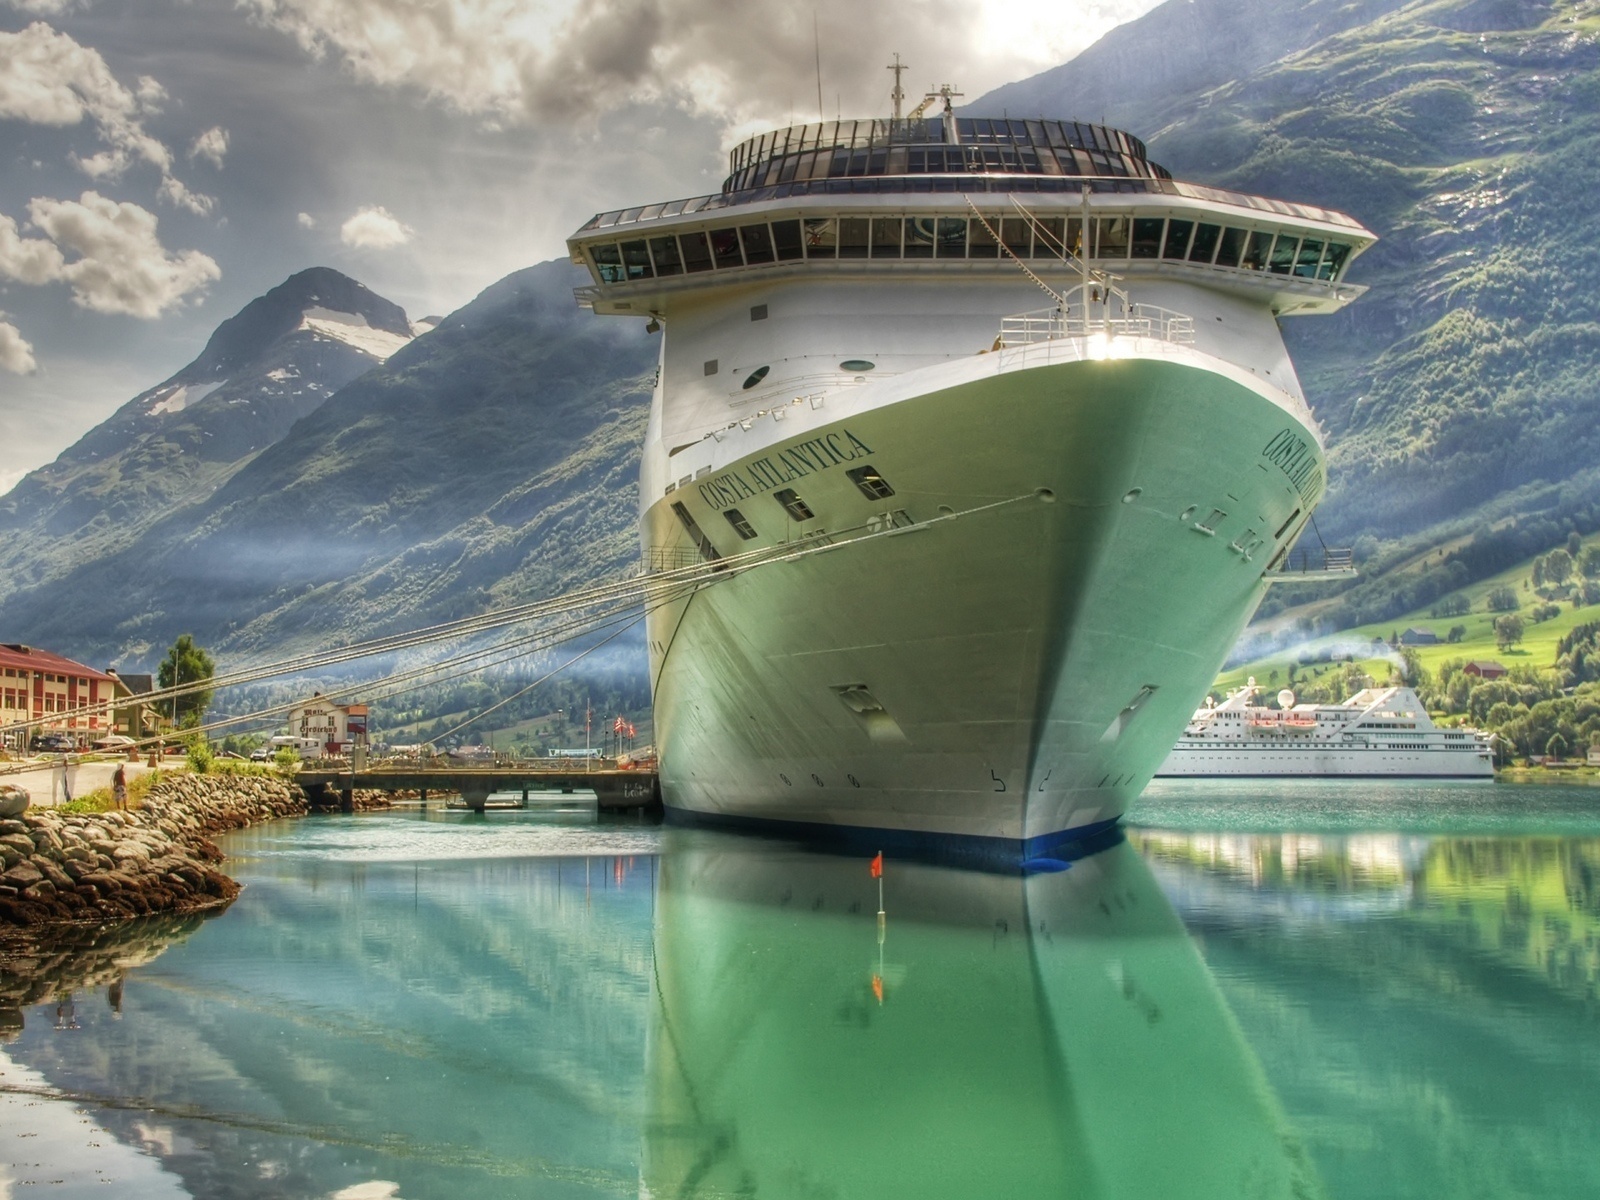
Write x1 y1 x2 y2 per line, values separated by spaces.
1064 217 1085 259
904 217 936 258
649 236 682 276
1294 238 1324 279
621 240 653 279
1130 218 1163 259
968 217 1000 258
1242 231 1273 271
838 217 870 259
1215 227 1247 268
1188 223 1221 263
804 218 837 258
681 231 713 272
1031 217 1066 258
772 219 805 261
870 218 902 257
591 243 624 283
1162 220 1194 259
774 488 815 521
724 508 758 540
1322 241 1352 280
740 224 775 264
1095 217 1130 258
710 228 743 268
1000 217 1031 258
1268 234 1298 275
934 217 966 257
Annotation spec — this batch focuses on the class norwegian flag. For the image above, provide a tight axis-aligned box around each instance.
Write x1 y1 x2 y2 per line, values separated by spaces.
613 716 626 734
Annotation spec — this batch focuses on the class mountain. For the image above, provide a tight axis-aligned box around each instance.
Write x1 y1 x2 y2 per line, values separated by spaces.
974 0 1600 635
0 268 423 608
0 260 655 666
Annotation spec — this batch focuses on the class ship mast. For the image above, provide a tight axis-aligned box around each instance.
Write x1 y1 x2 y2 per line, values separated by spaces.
887 54 908 120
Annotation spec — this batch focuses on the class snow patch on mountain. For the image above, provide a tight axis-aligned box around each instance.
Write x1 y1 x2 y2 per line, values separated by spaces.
146 380 224 416
299 306 412 361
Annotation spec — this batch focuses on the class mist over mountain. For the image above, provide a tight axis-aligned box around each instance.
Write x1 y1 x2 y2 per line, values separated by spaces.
0 260 654 668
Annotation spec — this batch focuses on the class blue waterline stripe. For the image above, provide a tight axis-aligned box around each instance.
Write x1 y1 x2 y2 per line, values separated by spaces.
662 806 1125 873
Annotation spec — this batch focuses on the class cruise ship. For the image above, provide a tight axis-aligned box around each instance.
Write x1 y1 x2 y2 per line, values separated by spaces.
1157 683 1494 777
567 77 1376 863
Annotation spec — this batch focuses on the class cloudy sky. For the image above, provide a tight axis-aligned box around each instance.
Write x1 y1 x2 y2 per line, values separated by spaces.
0 0 1159 491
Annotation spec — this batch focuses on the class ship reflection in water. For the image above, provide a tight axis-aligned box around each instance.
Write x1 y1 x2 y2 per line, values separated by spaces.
0 796 1599 1198
645 834 1315 1199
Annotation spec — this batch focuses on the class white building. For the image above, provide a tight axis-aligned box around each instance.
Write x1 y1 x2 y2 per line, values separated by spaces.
286 694 369 757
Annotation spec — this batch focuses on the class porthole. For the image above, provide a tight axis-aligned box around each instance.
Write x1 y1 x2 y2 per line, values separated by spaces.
811 773 825 786
779 773 792 786
1035 488 1056 503
839 359 875 372
1122 488 1142 504
1179 505 1197 522
742 365 770 390
848 773 861 788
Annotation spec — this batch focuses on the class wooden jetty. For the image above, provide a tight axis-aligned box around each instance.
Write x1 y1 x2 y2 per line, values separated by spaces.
296 765 660 814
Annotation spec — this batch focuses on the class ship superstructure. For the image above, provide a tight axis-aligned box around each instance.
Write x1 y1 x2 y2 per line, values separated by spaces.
567 77 1377 863
1157 683 1494 777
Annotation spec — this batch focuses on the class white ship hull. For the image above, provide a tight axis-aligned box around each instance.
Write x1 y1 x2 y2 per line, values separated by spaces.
1158 744 1494 778
644 343 1323 862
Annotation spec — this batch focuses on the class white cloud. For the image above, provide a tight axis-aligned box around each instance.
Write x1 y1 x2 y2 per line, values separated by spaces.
0 22 216 213
0 191 219 318
240 0 1161 133
0 315 38 375
297 211 317 228
189 125 229 169
2 1 80 13
339 204 412 249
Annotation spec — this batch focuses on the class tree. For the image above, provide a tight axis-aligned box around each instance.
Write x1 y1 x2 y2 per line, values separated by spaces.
156 634 215 728
1547 548 1574 586
1487 586 1520 612
1532 557 1546 588
1494 613 1525 651
1447 624 1467 643
1581 547 1600 579
1570 532 1583 558
1546 732 1568 761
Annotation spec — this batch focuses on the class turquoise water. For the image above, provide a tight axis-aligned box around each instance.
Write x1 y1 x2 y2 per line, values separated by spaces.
2 783 1598 1198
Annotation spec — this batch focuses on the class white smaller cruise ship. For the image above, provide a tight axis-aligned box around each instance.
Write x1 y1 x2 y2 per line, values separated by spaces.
1157 682 1494 778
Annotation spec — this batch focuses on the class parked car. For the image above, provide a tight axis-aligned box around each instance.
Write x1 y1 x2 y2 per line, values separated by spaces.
249 746 274 762
29 733 75 754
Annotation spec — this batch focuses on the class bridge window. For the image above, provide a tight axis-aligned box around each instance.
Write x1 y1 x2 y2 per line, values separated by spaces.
871 217 902 257
839 217 870 258
1242 231 1273 270
968 217 1000 258
1095 216 1130 257
741 223 776 264
847 465 895 499
1162 219 1194 259
711 228 744 268
934 217 966 257
724 508 758 540
680 231 713 273
621 240 653 279
1268 234 1299 275
1001 217 1032 258
774 488 815 521
905 217 936 258
1031 217 1067 258
590 242 624 283
804 217 837 257
772 219 805 260
650 236 682 276
1215 227 1247 267
1322 241 1352 280
1130 218 1163 259
1189 223 1221 263
1294 238 1324 279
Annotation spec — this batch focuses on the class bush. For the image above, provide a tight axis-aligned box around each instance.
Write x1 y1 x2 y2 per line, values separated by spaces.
274 747 302 775
1432 593 1471 617
1530 602 1564 623
1447 624 1468 643
185 737 215 775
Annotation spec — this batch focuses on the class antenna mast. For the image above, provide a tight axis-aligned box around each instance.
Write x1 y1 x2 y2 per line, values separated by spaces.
887 54 908 120
813 14 824 122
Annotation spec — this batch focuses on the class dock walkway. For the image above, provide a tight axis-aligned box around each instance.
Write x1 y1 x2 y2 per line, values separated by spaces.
296 765 659 813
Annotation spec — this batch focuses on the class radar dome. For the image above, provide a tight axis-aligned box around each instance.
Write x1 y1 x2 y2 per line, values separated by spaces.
1278 689 1296 709
1247 676 1256 688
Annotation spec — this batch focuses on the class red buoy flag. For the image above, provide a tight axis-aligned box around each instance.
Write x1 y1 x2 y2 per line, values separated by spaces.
870 851 883 879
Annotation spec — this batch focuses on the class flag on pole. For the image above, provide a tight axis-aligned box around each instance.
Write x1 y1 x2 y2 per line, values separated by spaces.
870 851 883 879
613 716 626 734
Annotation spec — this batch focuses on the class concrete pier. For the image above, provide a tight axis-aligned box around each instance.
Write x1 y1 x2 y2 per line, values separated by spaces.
296 767 660 814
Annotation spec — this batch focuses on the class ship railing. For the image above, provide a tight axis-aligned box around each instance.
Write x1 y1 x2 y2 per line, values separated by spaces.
1265 546 1357 581
997 304 1196 348
644 546 703 574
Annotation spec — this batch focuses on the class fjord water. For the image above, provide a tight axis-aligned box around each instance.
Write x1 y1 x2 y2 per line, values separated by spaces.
3 784 1599 1199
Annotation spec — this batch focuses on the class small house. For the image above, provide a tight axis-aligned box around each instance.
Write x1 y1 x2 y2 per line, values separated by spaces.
1400 627 1439 646
285 693 369 757
1462 661 1507 680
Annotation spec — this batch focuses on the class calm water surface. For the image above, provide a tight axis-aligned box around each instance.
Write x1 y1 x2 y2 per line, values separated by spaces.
2 782 1598 1198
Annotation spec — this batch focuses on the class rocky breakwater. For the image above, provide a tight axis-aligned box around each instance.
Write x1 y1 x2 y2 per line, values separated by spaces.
0 774 308 933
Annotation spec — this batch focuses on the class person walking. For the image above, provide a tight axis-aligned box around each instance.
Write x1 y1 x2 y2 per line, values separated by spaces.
112 763 128 811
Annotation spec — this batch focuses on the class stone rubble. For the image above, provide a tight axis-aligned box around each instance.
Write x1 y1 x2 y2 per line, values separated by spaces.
0 773 389 934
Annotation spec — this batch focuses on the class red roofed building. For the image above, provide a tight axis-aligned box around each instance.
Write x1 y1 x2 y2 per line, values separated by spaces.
0 643 116 749
1462 660 1508 680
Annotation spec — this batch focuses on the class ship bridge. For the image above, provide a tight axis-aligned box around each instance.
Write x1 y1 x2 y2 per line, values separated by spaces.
569 111 1375 320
